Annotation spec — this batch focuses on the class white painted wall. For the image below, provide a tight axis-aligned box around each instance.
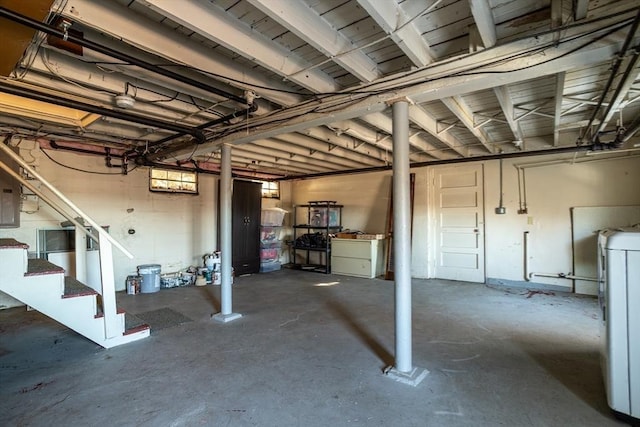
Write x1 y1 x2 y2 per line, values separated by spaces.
484 153 640 290
292 153 640 291
291 173 392 234
0 143 296 308
3 142 637 310
0 142 218 307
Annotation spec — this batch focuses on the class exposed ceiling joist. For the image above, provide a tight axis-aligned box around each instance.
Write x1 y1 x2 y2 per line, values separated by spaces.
1 0 638 179
408 105 470 157
359 112 450 160
139 0 338 94
59 0 300 107
469 0 497 48
554 72 566 146
354 0 480 158
158 28 633 161
272 132 385 168
596 58 640 134
356 0 436 66
441 96 494 153
251 138 371 170
247 0 380 82
469 0 525 145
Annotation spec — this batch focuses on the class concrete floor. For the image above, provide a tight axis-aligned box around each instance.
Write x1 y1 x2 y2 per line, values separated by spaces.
0 269 629 426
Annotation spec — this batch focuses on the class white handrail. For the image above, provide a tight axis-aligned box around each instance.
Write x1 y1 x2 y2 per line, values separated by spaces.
0 161 95 241
1 142 133 340
0 143 133 258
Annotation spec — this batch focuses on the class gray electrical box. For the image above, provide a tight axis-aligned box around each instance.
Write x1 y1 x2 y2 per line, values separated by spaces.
0 146 20 228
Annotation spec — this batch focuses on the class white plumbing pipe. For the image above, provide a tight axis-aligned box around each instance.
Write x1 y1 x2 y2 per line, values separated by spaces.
524 231 530 281
529 272 599 282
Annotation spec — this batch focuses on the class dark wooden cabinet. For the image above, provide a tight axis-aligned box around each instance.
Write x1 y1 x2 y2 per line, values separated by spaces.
231 180 262 275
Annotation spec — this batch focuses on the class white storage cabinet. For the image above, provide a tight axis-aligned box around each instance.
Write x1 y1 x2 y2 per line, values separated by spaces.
331 238 384 279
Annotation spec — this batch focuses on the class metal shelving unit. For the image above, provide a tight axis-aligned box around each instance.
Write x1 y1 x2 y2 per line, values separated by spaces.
292 201 343 273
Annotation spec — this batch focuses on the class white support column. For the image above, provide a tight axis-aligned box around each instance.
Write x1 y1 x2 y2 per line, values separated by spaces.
213 143 242 323
384 99 428 386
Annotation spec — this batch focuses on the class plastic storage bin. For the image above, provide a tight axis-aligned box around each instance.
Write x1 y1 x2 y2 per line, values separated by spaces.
310 207 340 226
261 208 287 226
137 264 161 293
260 226 281 245
260 247 280 262
260 261 281 272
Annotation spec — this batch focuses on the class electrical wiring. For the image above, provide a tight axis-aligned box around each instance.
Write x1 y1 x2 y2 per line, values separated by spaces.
394 23 629 94
207 16 637 139
12 0 68 80
164 142 199 164
39 49 115 96
6 2 635 161
52 5 638 104
13 33 48 81
359 18 635 97
40 148 137 175
125 82 227 119
168 6 639 102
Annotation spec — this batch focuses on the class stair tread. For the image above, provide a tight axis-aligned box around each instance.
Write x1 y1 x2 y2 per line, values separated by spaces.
26 258 65 276
63 276 98 298
0 238 29 249
124 313 150 335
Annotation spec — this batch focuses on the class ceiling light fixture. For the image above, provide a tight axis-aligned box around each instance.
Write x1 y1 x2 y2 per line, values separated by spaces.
115 94 135 109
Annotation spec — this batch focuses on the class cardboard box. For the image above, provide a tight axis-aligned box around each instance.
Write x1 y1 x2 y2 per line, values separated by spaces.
336 233 357 239
356 234 385 240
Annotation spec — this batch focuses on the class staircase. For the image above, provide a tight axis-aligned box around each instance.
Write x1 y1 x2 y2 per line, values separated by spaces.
0 238 149 348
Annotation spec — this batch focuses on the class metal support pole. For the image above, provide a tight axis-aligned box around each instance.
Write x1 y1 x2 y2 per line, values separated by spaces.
384 99 428 386
393 100 412 373
213 143 242 323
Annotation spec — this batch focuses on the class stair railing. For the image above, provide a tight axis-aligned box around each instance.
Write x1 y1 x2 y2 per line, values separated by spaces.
0 142 132 339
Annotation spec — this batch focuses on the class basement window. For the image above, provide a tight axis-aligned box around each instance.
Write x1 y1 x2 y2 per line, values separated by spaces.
149 168 198 194
261 181 280 199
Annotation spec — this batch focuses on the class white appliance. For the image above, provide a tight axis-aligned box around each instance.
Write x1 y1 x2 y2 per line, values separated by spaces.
598 228 640 421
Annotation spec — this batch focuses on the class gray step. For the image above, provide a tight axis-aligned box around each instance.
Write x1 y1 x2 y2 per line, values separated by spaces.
26 258 65 276
63 276 98 298
124 313 150 336
0 238 29 249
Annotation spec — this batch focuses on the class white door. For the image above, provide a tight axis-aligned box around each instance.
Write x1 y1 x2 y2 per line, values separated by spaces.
431 164 485 282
